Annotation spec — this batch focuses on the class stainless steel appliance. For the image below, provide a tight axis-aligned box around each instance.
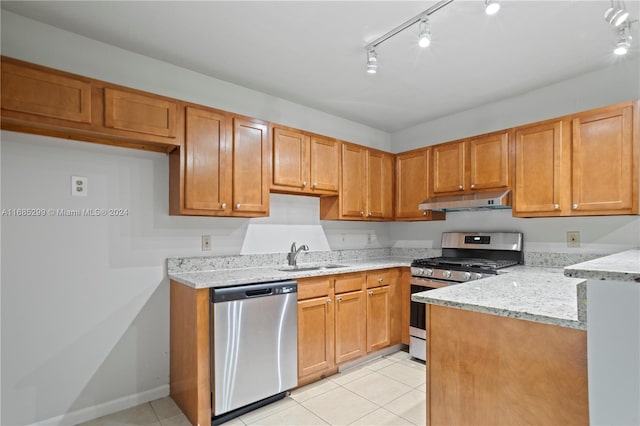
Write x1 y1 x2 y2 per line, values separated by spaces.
211 280 298 425
409 232 523 361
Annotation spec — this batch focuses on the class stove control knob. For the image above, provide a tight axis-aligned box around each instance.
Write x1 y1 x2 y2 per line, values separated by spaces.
442 270 452 279
473 273 483 280
463 272 472 280
424 268 433 276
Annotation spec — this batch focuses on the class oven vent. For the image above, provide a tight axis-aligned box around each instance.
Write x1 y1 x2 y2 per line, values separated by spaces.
418 190 511 212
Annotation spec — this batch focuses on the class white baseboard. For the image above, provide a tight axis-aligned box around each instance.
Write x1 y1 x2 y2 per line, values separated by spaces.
29 385 170 426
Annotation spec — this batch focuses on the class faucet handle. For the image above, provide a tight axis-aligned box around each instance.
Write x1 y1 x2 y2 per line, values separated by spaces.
290 242 297 252
301 244 309 251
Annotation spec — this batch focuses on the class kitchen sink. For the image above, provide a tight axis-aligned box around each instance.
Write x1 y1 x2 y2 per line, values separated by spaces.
278 264 348 272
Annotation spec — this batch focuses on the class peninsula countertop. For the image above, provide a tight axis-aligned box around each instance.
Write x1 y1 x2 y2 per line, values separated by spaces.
412 266 586 330
564 249 640 282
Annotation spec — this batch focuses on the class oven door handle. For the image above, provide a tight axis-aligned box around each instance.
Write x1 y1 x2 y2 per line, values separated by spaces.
410 277 452 288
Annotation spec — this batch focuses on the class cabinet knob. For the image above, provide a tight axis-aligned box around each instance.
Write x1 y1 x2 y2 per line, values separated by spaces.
553 204 559 210
470 184 475 189
236 204 241 209
458 185 463 190
327 298 332 304
221 202 227 209
368 212 372 217
360 211 365 216
337 296 343 303
572 204 578 210
312 182 318 188
302 181 307 187
378 277 383 283
423 211 427 216
368 290 374 296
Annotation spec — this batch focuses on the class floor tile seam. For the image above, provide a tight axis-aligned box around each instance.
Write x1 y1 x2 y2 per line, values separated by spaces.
380 387 420 411
298 386 379 424
341 379 416 412
241 397 302 424
375 367 425 389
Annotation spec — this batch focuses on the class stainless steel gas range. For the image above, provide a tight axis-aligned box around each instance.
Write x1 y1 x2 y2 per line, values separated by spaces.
409 231 524 361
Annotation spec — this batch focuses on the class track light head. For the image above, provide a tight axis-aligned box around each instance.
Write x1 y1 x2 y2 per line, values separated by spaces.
605 1 629 27
418 18 431 48
366 48 378 74
484 0 500 16
614 24 632 55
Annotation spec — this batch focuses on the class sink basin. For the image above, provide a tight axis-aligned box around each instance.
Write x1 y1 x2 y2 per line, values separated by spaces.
278 264 348 272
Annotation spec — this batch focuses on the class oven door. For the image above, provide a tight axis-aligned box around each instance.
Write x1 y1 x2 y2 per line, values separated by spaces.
409 277 452 361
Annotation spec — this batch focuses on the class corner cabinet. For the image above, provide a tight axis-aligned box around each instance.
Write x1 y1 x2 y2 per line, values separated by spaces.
170 105 270 217
271 126 339 195
432 131 510 195
321 142 394 221
395 148 446 221
513 101 638 217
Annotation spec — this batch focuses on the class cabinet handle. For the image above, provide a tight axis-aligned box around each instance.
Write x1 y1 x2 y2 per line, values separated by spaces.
360 211 365 216
553 204 559 210
368 290 374 296
236 203 241 209
312 182 318 188
423 211 427 216
302 181 307 187
221 202 227 209
572 204 578 210
458 185 463 190
470 184 475 189
337 296 342 303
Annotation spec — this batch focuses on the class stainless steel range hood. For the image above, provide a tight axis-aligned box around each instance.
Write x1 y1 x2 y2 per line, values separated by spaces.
418 190 512 211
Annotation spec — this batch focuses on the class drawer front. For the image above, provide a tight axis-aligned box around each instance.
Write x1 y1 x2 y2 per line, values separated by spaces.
298 277 331 300
335 273 365 294
367 269 393 288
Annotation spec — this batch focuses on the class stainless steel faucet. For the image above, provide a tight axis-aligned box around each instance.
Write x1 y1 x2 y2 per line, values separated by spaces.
287 242 309 267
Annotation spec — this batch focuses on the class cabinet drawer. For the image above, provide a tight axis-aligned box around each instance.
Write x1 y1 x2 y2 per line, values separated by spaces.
104 87 177 138
367 270 393 288
298 277 331 300
335 273 364 294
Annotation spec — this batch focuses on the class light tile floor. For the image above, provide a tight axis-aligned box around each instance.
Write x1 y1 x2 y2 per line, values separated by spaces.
78 350 426 426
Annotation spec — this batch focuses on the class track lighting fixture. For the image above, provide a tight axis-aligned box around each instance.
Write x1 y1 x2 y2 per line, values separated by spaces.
614 23 632 55
418 18 432 48
484 0 500 16
604 0 629 27
366 49 378 74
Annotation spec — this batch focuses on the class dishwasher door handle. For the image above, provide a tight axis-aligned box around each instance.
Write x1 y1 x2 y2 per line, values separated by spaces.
245 288 272 297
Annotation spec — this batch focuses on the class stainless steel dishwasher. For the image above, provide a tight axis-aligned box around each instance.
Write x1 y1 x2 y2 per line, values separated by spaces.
211 280 297 425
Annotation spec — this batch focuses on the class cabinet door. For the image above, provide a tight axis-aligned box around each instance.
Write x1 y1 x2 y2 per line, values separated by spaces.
572 104 636 214
396 149 430 219
340 143 367 219
366 285 391 352
366 151 394 220
298 297 335 379
184 107 229 212
513 120 566 216
1 60 92 124
231 116 270 216
272 127 309 192
310 136 339 193
334 290 366 364
468 131 509 190
432 141 465 194
104 87 177 138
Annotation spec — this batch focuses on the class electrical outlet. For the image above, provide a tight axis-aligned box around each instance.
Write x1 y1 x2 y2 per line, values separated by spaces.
71 176 88 197
567 231 580 248
202 235 211 251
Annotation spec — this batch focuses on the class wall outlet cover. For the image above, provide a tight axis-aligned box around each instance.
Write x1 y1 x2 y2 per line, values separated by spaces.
567 231 580 248
71 176 87 197
202 235 212 251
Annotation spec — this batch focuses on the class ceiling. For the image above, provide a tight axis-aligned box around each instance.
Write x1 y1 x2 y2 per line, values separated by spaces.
2 1 639 133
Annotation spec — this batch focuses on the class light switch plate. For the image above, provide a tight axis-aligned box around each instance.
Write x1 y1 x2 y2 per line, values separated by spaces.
202 235 212 251
567 231 580 248
71 176 88 197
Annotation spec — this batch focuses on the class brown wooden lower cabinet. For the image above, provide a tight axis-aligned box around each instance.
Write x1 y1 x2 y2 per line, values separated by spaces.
427 304 588 426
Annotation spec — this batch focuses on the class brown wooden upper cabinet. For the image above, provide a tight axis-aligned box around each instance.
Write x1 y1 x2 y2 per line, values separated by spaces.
0 56 181 153
431 131 510 195
170 105 270 217
321 142 394 221
513 101 638 217
395 148 446 221
271 126 339 195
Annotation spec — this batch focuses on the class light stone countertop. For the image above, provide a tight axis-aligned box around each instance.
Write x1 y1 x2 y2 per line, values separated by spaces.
412 267 586 330
564 249 640 282
168 257 412 289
